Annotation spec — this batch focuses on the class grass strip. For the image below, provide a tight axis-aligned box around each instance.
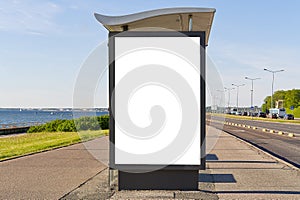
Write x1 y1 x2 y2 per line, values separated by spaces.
209 113 300 124
0 130 109 161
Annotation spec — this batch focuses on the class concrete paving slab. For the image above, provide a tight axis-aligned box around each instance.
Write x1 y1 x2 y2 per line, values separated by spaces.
61 168 113 200
110 190 175 199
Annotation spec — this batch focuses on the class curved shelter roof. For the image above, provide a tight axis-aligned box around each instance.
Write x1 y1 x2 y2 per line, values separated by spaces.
94 7 216 45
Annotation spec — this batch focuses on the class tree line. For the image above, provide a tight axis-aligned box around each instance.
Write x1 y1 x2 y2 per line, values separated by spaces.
261 89 300 114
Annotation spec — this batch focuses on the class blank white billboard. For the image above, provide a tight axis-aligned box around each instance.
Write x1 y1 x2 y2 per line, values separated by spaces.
114 36 201 165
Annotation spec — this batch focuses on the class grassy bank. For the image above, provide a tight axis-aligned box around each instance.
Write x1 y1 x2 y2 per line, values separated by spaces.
0 130 108 161
209 113 300 124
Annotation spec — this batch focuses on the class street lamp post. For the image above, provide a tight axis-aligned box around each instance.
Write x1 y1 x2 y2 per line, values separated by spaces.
216 89 226 113
212 94 217 113
232 83 245 112
264 68 284 109
245 77 261 111
224 87 235 109
216 89 223 111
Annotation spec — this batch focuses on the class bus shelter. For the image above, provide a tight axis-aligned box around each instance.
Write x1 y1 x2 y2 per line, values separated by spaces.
95 7 215 190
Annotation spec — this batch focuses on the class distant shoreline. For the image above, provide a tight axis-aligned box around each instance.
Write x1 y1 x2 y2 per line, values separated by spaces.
0 110 109 128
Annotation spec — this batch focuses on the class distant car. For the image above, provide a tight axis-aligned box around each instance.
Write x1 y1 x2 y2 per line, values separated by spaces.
242 112 248 116
268 113 278 119
230 108 238 115
247 112 254 116
236 112 242 116
258 112 266 118
284 114 294 120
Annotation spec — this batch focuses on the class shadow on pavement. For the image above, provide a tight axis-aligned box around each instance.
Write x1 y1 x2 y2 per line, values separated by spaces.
199 173 236 183
206 154 219 161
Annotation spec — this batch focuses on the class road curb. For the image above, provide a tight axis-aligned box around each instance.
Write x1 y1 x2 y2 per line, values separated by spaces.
288 133 295 137
213 119 297 139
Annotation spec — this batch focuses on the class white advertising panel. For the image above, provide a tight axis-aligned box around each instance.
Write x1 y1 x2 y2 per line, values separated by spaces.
114 36 201 165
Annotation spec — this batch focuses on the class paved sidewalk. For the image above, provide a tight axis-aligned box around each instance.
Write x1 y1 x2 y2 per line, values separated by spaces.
66 127 300 199
205 128 300 199
0 136 109 199
1 128 299 199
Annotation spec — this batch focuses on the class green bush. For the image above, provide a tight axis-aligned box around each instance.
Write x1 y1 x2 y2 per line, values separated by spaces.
57 120 76 132
44 119 66 132
97 115 109 129
74 116 100 131
27 125 45 133
27 115 109 133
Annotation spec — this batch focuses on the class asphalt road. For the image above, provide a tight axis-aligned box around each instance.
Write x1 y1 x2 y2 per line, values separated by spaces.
209 120 300 168
211 115 300 136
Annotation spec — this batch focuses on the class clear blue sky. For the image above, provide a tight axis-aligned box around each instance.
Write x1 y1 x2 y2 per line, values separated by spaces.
0 0 299 108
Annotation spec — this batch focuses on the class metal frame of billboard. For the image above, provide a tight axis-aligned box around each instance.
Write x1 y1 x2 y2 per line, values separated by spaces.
108 31 206 171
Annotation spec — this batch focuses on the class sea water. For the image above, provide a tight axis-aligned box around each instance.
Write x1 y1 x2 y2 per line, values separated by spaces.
0 109 108 128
